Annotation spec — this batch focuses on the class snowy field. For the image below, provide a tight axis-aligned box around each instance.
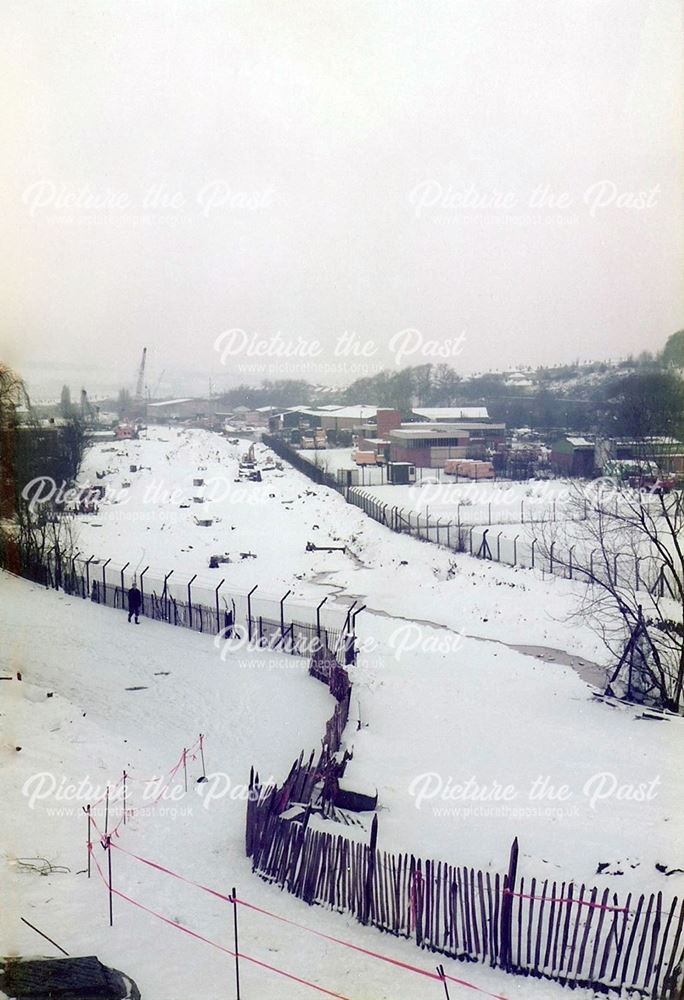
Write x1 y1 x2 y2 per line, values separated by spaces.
4 425 683 998
3 573 579 1000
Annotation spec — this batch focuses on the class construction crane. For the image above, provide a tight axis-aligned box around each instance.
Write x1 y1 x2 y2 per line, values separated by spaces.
80 388 98 424
135 347 147 401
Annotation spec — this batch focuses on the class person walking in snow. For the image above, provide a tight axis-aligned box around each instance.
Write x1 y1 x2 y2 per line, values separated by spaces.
127 582 142 624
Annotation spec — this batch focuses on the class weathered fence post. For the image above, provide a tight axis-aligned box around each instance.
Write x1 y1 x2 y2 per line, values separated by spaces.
500 837 519 971
363 814 378 925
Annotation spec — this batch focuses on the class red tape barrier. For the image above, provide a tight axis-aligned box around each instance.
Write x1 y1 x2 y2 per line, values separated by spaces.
88 736 203 838
99 839 511 999
89 845 353 999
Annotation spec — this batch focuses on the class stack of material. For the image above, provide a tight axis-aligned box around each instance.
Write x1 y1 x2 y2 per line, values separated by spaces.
444 458 494 479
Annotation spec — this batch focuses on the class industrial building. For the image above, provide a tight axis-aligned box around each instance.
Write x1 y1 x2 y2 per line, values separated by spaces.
387 421 505 468
550 436 596 476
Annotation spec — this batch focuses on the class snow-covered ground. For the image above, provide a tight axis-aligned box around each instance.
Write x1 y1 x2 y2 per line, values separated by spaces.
2 573 602 1000
68 430 683 882
5 425 683 998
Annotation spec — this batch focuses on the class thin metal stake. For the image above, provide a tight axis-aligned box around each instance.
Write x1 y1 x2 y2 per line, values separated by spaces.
437 964 451 999
104 785 109 836
199 734 207 780
106 836 113 927
86 804 91 878
232 886 241 1000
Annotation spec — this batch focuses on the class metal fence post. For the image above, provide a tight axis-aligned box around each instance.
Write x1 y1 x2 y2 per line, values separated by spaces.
187 574 197 628
513 534 518 566
85 555 94 598
350 605 366 666
215 579 225 633
280 589 292 642
316 596 328 646
102 558 111 604
531 538 536 568
120 561 130 599
139 566 149 614
247 585 258 642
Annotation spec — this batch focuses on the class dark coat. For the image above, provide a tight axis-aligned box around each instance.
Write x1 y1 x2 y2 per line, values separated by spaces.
128 586 142 610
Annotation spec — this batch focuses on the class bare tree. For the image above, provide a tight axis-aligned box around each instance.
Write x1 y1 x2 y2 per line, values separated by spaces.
538 480 684 712
0 362 78 581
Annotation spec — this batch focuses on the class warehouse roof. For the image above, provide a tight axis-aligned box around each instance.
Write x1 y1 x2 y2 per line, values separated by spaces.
412 406 489 421
565 437 594 448
148 398 195 408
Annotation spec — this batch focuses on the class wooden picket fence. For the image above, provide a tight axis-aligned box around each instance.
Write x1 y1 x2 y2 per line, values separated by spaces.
246 655 684 997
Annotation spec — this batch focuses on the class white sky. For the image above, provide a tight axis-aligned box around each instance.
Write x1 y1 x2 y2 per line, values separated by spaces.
2 0 683 396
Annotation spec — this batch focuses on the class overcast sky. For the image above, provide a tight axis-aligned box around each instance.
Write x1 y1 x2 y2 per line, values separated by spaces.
2 0 683 398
